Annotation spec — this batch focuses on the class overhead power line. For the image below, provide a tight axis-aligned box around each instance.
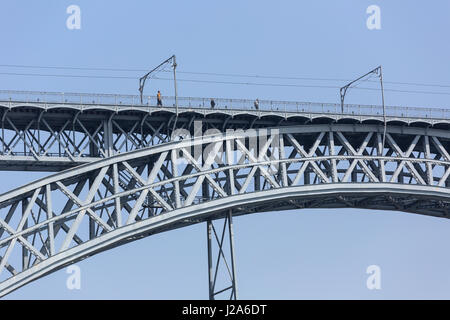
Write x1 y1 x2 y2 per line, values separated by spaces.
1 71 450 96
0 72 136 79
1 64 450 89
0 64 349 80
0 64 146 72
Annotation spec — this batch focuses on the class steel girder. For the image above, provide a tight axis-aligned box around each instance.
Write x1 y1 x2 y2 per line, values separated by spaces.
1 124 450 296
2 94 450 171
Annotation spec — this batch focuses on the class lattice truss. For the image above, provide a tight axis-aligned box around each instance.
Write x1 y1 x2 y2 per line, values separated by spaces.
0 111 174 161
1 125 450 294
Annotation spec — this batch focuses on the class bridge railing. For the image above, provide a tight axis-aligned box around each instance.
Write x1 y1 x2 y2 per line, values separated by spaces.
0 90 448 120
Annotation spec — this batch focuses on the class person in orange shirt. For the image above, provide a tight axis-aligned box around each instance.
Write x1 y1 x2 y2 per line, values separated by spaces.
157 90 162 107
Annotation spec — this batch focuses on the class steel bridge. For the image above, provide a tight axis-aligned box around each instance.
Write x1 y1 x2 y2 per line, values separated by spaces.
1 89 450 298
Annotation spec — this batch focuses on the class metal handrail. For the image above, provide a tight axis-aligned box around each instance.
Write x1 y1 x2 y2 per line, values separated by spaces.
0 89 448 120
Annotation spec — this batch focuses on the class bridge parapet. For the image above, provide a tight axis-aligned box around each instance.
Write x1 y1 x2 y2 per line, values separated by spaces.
1 89 449 119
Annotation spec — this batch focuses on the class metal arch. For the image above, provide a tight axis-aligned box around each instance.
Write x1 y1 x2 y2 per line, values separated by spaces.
1 124 450 296
0 184 449 297
3 123 450 200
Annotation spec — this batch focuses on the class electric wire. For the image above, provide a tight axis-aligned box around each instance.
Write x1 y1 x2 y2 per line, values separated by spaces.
0 71 449 96
1 64 450 89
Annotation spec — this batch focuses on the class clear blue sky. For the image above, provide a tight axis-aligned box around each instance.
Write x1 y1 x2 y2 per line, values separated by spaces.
1 0 450 299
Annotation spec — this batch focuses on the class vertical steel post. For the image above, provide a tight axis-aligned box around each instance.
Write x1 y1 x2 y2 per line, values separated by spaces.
227 210 238 300
171 55 179 136
22 199 29 270
2 115 4 155
379 66 387 148
88 174 95 240
104 117 114 157
206 212 238 300
46 184 55 256
207 220 214 300
173 55 178 116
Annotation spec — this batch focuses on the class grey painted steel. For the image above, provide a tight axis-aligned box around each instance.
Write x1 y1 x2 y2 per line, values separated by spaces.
1 123 450 296
207 211 238 300
1 90 450 171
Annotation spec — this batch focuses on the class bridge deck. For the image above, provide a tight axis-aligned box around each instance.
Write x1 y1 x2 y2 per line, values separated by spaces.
0 90 449 171
1 89 449 121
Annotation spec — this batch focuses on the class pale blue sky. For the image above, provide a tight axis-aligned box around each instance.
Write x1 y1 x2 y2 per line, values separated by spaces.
1 0 450 299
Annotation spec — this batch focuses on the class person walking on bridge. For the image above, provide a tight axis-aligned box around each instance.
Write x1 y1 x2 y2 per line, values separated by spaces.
254 98 259 110
210 99 216 109
157 90 162 107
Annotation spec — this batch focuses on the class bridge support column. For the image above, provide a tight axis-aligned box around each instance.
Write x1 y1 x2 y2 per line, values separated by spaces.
207 210 238 300
22 199 29 270
103 118 114 157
